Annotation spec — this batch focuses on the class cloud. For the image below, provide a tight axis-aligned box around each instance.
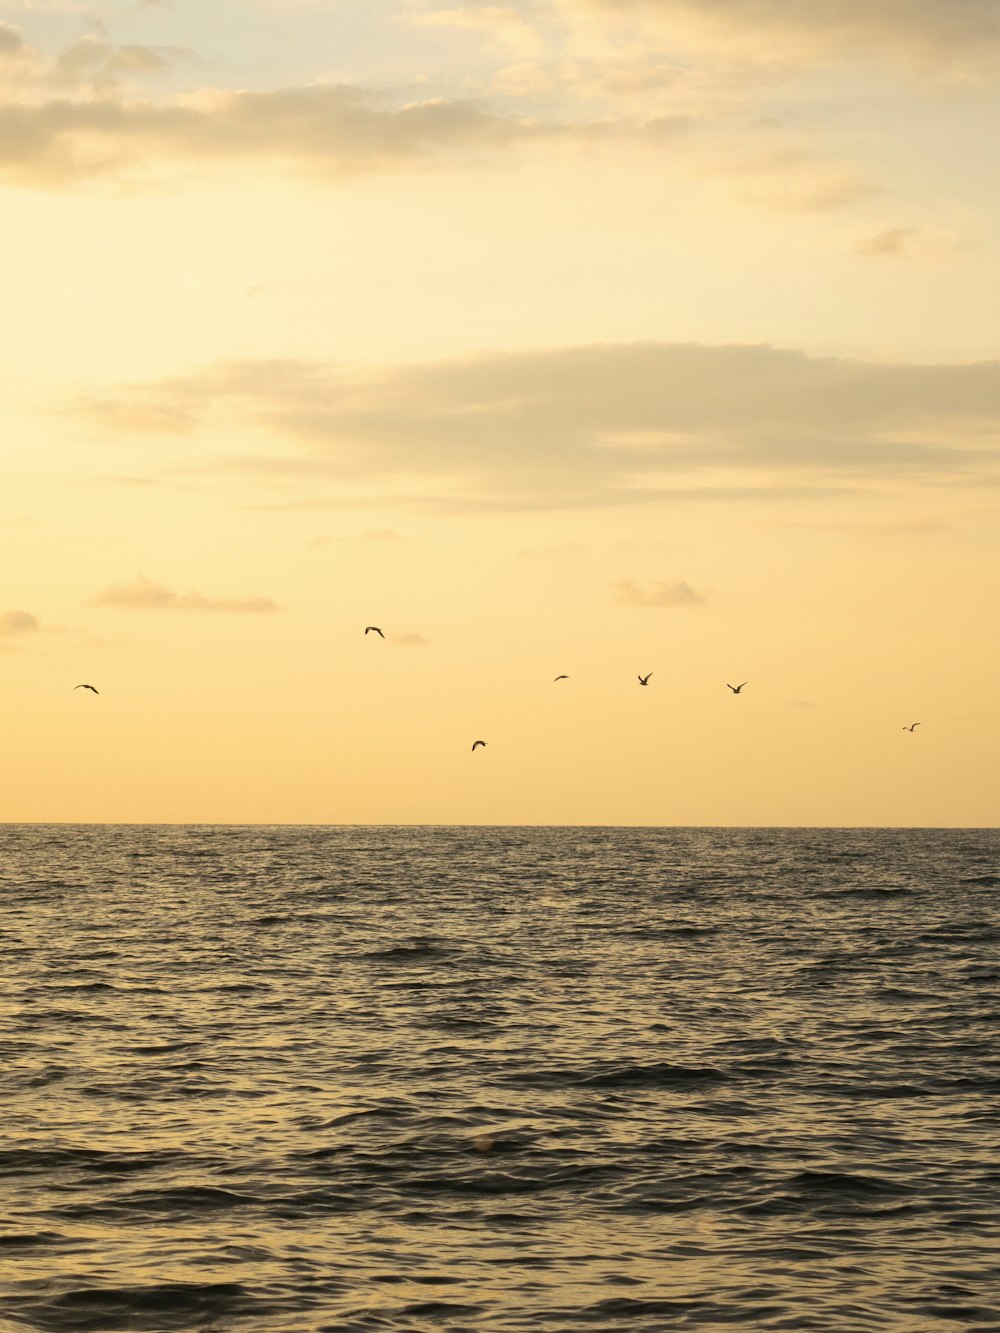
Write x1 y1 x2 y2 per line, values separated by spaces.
0 608 39 635
90 577 280 612
79 342 1000 511
0 23 27 58
0 15 872 203
47 36 192 94
564 0 1000 75
392 631 431 646
0 13 882 204
613 579 706 607
853 225 963 258
715 144 876 212
0 23 190 98
0 83 553 186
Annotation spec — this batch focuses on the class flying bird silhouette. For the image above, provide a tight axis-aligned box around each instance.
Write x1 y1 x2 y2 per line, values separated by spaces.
727 682 748 694
471 740 487 751
75 684 99 694
553 675 569 682
903 722 921 731
638 673 653 686
364 626 384 637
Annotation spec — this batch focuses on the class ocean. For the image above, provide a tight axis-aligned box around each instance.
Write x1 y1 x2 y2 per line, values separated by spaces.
1 825 998 1331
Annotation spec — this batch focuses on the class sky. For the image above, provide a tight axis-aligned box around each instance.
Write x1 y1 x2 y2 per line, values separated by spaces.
2 0 999 826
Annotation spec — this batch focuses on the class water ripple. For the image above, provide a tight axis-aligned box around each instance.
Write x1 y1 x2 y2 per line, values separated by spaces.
1 824 998 1331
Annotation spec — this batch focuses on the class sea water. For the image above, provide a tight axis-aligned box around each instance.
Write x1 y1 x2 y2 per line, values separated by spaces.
1 825 998 1331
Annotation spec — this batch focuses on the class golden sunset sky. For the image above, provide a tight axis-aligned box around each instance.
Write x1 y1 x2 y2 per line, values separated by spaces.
2 0 998 825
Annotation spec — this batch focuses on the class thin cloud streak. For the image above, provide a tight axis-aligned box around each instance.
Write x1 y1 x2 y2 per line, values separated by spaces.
91 577 281 612
79 342 1000 511
853 226 963 259
0 82 560 186
613 579 707 607
0 608 39 635
0 15 866 203
564 0 1000 74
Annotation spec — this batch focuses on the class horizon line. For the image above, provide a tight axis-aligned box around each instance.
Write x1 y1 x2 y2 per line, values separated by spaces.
2 821 997 832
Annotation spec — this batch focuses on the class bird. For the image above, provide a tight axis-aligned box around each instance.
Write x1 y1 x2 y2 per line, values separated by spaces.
903 722 921 732
553 675 569 682
364 626 384 637
75 684 99 694
727 682 748 694
638 673 653 686
471 740 487 751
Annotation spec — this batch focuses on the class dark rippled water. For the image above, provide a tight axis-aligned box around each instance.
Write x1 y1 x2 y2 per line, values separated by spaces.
2 826 999 1332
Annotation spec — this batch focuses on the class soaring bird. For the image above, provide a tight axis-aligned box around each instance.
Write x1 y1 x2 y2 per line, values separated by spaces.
903 722 921 732
75 684 99 694
364 626 384 637
553 675 569 682
638 673 653 686
471 740 487 751
727 682 748 694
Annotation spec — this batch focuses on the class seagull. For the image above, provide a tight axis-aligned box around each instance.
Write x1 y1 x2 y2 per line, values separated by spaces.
75 684 99 694
638 673 653 686
727 682 748 694
364 626 384 637
553 675 569 682
903 722 921 732
471 740 487 751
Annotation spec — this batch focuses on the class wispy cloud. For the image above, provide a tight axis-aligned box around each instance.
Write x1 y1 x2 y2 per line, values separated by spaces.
613 579 707 607
90 577 281 612
0 21 192 94
853 225 963 259
78 342 1000 511
49 36 192 94
0 11 874 205
0 608 39 635
0 22 27 58
563 0 1000 76
0 79 554 186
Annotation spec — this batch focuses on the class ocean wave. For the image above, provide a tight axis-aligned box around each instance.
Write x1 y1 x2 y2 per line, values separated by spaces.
16 1281 259 1331
2 823 997 1332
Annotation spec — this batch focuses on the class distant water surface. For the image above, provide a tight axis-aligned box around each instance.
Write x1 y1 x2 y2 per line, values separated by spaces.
1 825 998 1331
